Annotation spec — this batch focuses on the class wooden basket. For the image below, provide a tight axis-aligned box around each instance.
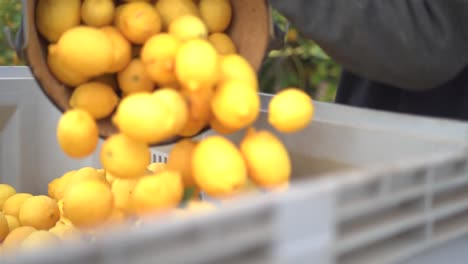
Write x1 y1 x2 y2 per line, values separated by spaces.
18 0 271 145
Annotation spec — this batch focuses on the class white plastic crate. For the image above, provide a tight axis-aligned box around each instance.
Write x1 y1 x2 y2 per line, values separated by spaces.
2 67 468 264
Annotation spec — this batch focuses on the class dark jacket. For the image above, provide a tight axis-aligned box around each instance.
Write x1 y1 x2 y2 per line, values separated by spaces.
269 0 468 120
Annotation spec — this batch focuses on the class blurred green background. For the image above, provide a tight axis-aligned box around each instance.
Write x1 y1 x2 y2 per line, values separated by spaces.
0 1 340 102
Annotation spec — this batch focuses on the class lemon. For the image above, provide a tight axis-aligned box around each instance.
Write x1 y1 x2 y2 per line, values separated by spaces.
211 80 260 130
208 33 237 55
0 213 9 242
192 136 247 197
156 0 200 29
36 0 81 42
209 114 237 135
100 133 151 179
0 184 16 210
3 193 33 218
147 162 167 174
198 0 232 33
167 139 198 187
81 0 115 27
116 2 162 44
219 54 258 90
117 58 155 95
64 167 109 195
169 15 208 41
54 26 114 78
56 109 99 158
47 45 89 87
152 88 189 135
141 33 182 87
176 39 219 91
240 128 291 188
2 226 36 252
20 231 60 251
112 93 174 144
268 88 314 133
63 180 113 229
178 87 213 137
112 179 138 214
101 26 132 73
131 170 184 216
48 170 75 201
18 196 60 230
5 215 20 232
69 82 119 120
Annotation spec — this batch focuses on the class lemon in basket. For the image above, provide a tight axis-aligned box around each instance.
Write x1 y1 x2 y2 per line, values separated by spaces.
156 0 200 28
167 139 199 187
3 193 33 219
152 88 189 135
69 81 119 120
147 162 167 174
63 180 114 228
48 170 75 201
208 33 237 55
112 179 138 214
219 54 258 90
192 136 247 197
240 128 291 189
178 87 213 137
56 109 99 158
81 0 115 27
36 0 81 43
199 0 232 33
100 133 151 179
268 88 314 133
18 196 60 230
101 26 132 73
0 184 16 210
169 15 208 41
116 1 162 44
117 58 155 95
176 39 220 91
131 170 184 216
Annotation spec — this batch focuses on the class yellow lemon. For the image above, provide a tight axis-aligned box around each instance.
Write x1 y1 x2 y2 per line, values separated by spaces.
3 193 33 219
176 39 219 91
192 136 247 197
198 0 232 33
152 88 189 135
167 139 198 187
48 170 75 201
63 180 113 229
116 2 162 44
240 128 291 188
18 196 60 230
219 54 258 90
131 170 184 216
2 226 36 252
112 93 173 144
141 33 182 87
5 215 20 232
81 0 115 27
69 81 119 120
47 45 89 87
209 114 238 135
0 213 9 242
169 15 208 41
147 162 167 174
20 231 60 251
56 109 99 158
0 184 16 210
54 26 114 78
100 133 151 179
64 167 109 195
111 179 138 214
36 0 81 42
208 33 237 55
101 26 132 73
211 80 260 130
117 58 155 95
178 87 213 137
268 88 314 133
156 0 200 29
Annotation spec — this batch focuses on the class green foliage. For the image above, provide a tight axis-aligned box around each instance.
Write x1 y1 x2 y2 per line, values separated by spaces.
0 3 340 101
0 0 22 65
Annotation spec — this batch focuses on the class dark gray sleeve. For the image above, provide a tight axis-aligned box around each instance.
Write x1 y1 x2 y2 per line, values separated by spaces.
268 0 468 91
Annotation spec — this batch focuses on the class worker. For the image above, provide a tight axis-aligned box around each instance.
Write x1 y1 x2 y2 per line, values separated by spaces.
268 1 468 121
